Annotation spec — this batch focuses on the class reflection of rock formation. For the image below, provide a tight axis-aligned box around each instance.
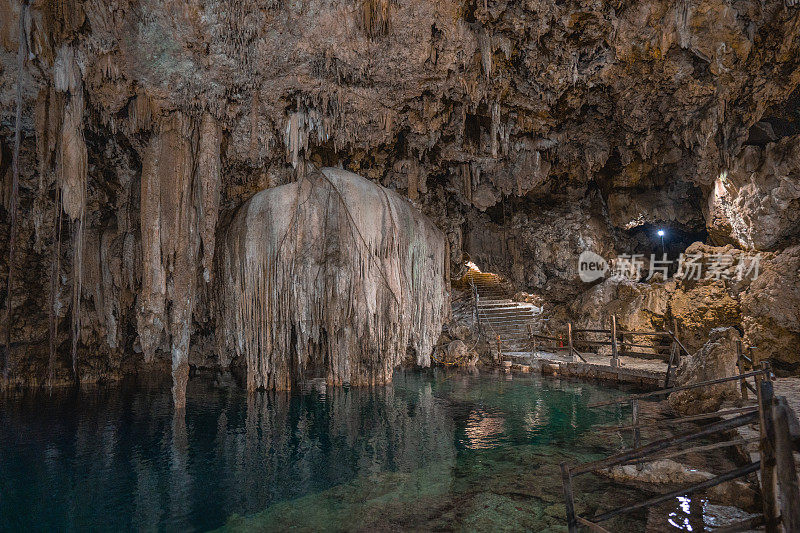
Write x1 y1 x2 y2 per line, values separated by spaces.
0 373 459 530
217 167 450 391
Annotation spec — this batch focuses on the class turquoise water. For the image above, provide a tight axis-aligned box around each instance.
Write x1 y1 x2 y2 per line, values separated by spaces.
1 369 652 531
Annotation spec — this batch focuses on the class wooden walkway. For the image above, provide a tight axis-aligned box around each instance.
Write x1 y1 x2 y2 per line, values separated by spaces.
464 266 689 387
560 363 800 532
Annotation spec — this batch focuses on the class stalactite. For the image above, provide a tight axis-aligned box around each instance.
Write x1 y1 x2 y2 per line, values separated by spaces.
675 0 692 49
217 167 449 392
70 216 84 377
54 42 87 379
490 101 500 158
4 0 28 381
360 0 392 38
478 27 492 82
196 113 221 283
137 113 200 409
48 180 63 389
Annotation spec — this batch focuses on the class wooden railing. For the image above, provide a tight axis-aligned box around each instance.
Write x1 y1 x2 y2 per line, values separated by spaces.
560 362 800 532
525 316 691 386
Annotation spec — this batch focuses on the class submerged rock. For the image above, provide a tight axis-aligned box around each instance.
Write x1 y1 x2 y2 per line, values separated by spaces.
216 167 449 390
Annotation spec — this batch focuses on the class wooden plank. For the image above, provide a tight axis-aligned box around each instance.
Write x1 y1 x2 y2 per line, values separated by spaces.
576 516 611 533
664 341 676 388
621 438 756 464
611 315 619 368
590 462 760 523
588 369 767 408
596 406 758 432
619 330 672 337
757 373 779 532
632 399 642 471
573 339 613 347
571 411 758 475
560 462 578 533
774 397 800 532
736 341 748 401
620 351 668 359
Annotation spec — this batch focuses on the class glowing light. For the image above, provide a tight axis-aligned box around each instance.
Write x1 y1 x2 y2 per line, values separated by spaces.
657 230 665 237
465 260 481 272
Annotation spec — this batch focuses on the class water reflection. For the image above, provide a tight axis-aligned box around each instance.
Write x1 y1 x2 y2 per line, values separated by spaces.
0 369 629 531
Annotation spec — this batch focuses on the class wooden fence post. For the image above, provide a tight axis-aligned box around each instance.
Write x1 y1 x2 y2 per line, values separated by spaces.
610 315 619 368
665 341 676 388
473 282 483 337
568 322 576 362
528 324 538 366
560 462 578 533
756 364 779 532
774 397 800 532
632 398 643 471
672 318 680 365
496 334 502 365
736 341 748 401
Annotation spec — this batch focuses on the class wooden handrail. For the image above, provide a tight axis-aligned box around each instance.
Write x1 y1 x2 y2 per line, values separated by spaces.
589 462 760 523
588 369 768 408
570 411 758 475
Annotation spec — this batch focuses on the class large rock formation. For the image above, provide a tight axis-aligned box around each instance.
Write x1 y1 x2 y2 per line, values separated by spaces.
1 0 800 402
216 167 449 391
669 327 742 415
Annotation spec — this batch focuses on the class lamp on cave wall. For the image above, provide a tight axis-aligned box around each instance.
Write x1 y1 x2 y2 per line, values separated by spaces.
657 229 666 256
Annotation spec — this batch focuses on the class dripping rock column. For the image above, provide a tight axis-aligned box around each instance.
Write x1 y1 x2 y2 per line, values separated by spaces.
216 167 450 390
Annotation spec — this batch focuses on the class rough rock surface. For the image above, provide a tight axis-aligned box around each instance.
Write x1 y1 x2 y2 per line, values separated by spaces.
1 0 800 403
707 135 800 251
669 327 741 415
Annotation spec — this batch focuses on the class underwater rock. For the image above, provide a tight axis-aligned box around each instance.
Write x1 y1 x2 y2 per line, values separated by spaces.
217 167 449 390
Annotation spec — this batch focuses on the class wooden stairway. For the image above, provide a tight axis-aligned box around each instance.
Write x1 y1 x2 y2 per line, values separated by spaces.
464 269 540 356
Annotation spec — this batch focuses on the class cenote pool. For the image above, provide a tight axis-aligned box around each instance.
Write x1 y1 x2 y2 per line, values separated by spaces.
1 369 706 531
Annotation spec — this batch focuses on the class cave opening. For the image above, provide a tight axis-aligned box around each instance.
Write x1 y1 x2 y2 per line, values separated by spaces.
623 223 709 278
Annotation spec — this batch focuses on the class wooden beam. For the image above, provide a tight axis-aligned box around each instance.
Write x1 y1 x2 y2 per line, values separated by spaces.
757 372 779 532
610 315 619 368
736 341 748 401
774 397 800 531
571 411 758 475
588 369 767 408
576 516 611 533
590 462 760 523
595 406 758 432
568 323 575 363
621 437 756 464
560 462 578 533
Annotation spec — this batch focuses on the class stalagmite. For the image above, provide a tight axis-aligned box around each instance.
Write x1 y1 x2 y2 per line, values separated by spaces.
217 167 449 391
